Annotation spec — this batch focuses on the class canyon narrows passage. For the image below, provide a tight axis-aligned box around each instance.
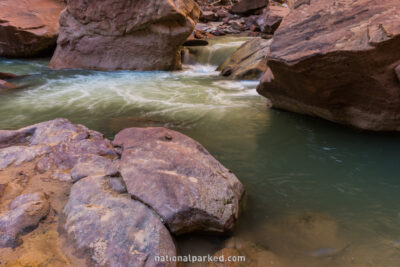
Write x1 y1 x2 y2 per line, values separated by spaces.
0 37 400 266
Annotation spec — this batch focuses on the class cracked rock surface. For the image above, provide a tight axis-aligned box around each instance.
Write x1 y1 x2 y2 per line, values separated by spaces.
0 119 244 266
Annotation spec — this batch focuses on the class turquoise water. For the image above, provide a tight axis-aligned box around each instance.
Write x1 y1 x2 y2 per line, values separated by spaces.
1 37 400 266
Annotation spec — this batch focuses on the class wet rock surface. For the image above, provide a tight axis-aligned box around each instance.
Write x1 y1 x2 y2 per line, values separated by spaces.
257 0 400 131
114 127 245 235
208 237 283 267
0 79 17 90
0 0 65 57
219 37 271 80
50 0 201 71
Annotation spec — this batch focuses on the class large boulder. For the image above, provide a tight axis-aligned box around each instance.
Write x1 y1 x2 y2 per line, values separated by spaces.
0 0 65 57
218 37 271 80
231 0 268 16
113 127 245 235
257 0 400 131
0 119 245 264
64 175 176 267
50 0 201 71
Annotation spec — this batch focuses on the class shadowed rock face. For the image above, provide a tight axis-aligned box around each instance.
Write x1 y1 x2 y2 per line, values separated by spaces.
257 0 400 131
64 176 177 267
50 0 201 71
113 127 245 235
0 0 65 57
219 37 271 80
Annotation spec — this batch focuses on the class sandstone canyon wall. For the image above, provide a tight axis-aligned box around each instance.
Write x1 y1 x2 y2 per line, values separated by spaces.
0 0 65 57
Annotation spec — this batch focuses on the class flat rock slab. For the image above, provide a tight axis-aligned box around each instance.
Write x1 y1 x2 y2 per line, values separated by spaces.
64 175 176 267
0 119 116 182
0 192 50 248
114 127 244 235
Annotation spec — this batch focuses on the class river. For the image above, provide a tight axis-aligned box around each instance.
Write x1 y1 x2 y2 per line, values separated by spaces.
0 36 399 266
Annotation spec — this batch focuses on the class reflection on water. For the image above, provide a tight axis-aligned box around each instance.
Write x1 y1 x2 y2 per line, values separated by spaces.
0 37 400 266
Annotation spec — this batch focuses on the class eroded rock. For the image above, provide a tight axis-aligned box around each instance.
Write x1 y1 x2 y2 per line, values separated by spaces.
50 0 201 71
0 0 65 57
257 0 400 131
114 127 245 234
0 119 117 182
0 192 50 248
256 6 289 34
231 0 268 16
64 175 177 267
219 37 271 80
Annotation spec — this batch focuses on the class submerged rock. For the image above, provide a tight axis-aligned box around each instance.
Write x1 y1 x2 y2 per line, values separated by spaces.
218 37 271 80
0 79 17 90
0 72 18 80
208 237 283 267
0 0 65 57
64 175 177 267
114 127 245 234
0 192 50 248
258 212 347 257
50 0 201 71
257 0 400 131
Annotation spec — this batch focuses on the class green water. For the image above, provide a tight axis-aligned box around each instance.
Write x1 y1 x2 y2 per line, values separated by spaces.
1 37 400 266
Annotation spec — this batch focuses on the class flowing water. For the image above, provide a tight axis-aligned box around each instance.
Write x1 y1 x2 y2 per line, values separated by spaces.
0 37 400 266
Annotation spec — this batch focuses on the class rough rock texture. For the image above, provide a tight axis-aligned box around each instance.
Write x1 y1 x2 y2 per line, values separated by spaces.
50 0 201 71
0 0 65 57
0 192 50 248
287 0 310 9
257 0 400 131
231 0 269 16
256 6 289 34
0 119 245 264
0 119 117 181
114 127 244 235
218 37 271 80
64 175 176 267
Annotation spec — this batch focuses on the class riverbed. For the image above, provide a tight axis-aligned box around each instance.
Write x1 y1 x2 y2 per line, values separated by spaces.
0 37 399 266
